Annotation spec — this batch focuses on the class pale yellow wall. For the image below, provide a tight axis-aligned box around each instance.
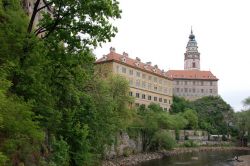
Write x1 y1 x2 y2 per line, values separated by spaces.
112 62 173 111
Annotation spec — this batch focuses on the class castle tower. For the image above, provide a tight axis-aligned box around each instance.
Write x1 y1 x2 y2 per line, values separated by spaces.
184 28 200 70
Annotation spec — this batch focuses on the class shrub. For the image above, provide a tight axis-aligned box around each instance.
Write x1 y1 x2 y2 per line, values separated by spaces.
152 130 176 150
183 140 198 147
123 147 133 157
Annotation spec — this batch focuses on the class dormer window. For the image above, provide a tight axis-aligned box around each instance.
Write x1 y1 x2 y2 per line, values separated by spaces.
135 62 140 67
102 55 107 61
153 68 157 73
121 57 126 63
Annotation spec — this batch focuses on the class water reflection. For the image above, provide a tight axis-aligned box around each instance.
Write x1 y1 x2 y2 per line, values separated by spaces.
138 150 250 166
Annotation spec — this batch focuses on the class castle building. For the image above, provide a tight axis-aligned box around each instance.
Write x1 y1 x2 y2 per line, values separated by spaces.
166 29 218 100
95 48 173 111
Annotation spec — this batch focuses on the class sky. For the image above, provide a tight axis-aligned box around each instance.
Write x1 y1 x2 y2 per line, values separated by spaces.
94 0 250 112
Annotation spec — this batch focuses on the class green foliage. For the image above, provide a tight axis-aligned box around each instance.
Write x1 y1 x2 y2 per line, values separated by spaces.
49 136 70 166
191 96 234 134
151 130 176 150
32 0 121 49
0 0 130 165
129 103 187 151
170 96 191 113
234 109 250 144
183 140 198 147
0 152 8 166
182 109 198 129
243 97 250 108
0 79 44 165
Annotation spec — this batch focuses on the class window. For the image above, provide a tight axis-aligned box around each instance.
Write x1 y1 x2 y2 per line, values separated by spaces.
176 88 179 92
159 86 162 92
129 69 133 75
210 89 212 93
142 73 146 79
148 76 152 81
148 83 152 90
136 93 140 98
176 81 179 85
129 79 133 86
164 99 167 103
185 81 187 85
142 81 146 88
129 91 133 96
201 81 204 86
154 97 157 101
136 71 141 77
122 67 126 73
159 79 162 84
142 94 146 99
136 80 140 87
116 65 120 72
154 86 158 91
148 95 152 100
185 88 188 93
164 88 168 94
169 100 171 104
210 81 213 86
164 108 168 111
201 89 204 93
154 77 157 82
193 81 195 85
193 88 195 93
135 103 140 107
159 98 162 102
192 62 196 68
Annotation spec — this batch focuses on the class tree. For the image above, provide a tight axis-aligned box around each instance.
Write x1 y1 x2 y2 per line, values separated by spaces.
191 96 234 135
28 0 121 49
182 109 198 129
130 103 187 151
243 97 250 109
234 97 250 146
1 0 125 165
170 96 191 113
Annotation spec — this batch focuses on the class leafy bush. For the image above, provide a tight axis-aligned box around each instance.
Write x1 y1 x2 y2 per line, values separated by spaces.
152 130 176 150
123 147 134 157
183 140 198 147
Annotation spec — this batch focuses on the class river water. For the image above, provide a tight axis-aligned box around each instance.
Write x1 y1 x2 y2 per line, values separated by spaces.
137 150 250 166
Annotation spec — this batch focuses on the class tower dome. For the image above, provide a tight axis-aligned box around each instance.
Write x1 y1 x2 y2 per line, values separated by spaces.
184 28 200 70
189 29 195 40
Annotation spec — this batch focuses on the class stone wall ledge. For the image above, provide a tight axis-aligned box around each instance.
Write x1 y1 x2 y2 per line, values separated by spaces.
102 147 250 166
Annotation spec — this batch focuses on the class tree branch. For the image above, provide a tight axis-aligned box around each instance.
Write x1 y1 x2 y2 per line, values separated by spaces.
27 0 41 33
37 1 53 12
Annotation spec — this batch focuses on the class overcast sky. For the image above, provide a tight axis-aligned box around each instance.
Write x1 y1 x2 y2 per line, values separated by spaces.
94 0 250 112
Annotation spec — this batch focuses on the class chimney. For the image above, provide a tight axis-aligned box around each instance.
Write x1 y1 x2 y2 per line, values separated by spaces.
154 65 158 69
146 62 152 66
110 47 116 53
136 57 141 62
123 52 128 57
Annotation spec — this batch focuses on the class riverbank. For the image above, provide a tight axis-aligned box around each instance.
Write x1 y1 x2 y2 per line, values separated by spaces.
234 155 250 166
102 147 250 166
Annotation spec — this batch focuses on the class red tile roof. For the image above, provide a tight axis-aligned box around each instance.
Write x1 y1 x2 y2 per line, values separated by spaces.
95 50 171 80
166 70 218 81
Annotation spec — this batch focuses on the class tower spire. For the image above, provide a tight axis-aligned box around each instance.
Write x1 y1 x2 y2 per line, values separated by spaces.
184 28 200 70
